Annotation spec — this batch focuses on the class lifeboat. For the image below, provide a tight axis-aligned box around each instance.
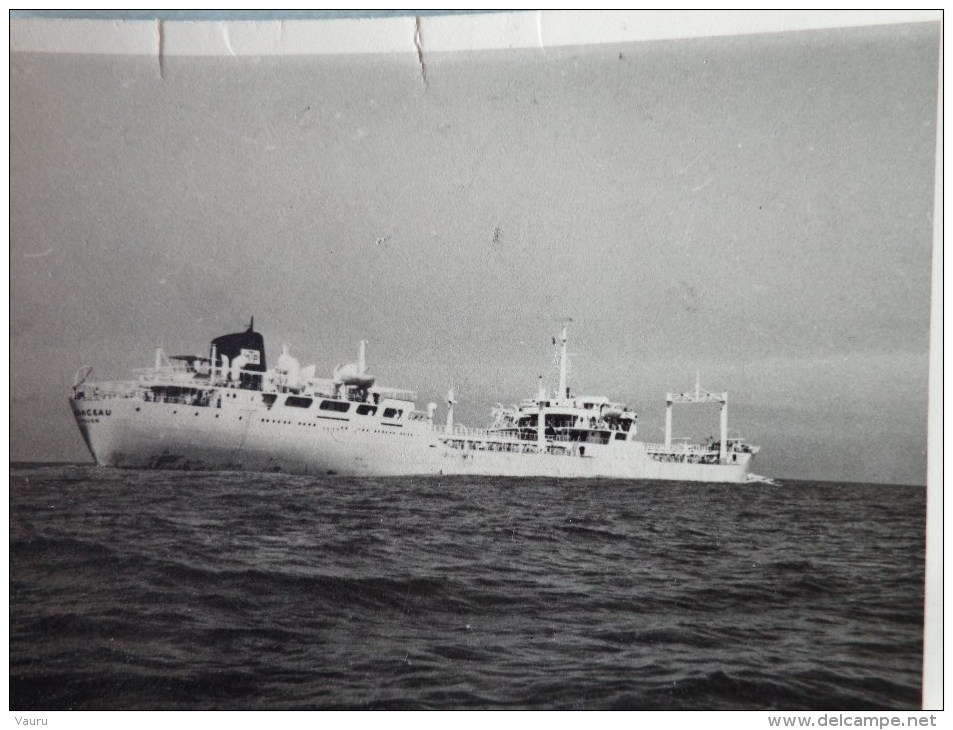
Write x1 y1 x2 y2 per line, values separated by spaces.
333 340 376 388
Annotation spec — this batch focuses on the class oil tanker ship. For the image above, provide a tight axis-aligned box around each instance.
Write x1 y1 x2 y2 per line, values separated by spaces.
70 320 760 482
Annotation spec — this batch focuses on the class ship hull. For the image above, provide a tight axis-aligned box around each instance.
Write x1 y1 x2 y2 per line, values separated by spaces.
71 396 753 483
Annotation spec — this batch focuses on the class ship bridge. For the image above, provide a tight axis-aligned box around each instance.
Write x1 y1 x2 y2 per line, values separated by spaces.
490 323 639 444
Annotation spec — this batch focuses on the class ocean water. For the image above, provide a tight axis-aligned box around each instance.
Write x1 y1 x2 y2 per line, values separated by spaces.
9 464 925 710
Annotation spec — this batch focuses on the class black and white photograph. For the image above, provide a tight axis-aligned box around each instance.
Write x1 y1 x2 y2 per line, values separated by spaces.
9 10 941 715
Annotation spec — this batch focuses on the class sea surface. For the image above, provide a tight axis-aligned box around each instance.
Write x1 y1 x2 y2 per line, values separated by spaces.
10 464 926 710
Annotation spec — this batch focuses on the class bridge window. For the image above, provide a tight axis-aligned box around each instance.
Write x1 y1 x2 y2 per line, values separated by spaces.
356 404 377 416
383 407 403 419
285 396 313 408
546 414 575 430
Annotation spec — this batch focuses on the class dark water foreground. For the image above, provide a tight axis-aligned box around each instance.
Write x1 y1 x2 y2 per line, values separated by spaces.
9 464 925 710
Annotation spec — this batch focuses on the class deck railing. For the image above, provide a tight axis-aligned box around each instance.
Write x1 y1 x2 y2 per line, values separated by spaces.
74 381 142 400
432 424 492 438
644 441 754 455
432 424 583 445
643 442 713 454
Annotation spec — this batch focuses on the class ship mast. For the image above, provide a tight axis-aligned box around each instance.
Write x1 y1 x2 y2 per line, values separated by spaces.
557 320 571 399
445 386 455 432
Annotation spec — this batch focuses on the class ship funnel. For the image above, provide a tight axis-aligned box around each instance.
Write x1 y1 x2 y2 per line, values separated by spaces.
210 322 266 388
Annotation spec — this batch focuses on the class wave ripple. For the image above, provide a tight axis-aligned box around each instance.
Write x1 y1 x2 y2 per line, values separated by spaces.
10 467 925 709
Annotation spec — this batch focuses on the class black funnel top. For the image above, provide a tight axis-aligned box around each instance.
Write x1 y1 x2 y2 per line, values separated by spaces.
210 321 266 388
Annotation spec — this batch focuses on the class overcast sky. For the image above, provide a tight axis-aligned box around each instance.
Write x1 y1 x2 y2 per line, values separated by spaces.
10 21 939 484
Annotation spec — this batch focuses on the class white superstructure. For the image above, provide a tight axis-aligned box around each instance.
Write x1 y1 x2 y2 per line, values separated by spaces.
70 321 760 482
